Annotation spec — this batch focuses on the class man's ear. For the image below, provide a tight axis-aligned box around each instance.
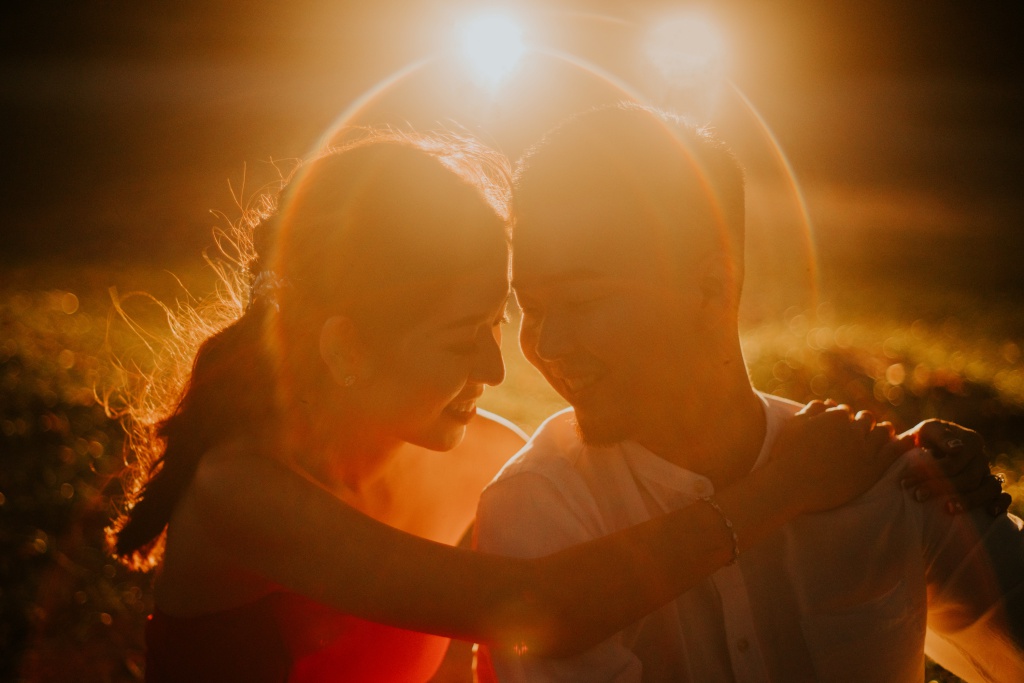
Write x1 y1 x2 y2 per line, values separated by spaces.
319 315 371 387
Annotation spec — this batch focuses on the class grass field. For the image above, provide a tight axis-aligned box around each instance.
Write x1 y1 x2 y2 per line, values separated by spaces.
2 259 1022 682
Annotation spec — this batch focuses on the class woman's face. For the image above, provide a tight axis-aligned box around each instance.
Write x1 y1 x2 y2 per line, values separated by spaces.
353 254 511 452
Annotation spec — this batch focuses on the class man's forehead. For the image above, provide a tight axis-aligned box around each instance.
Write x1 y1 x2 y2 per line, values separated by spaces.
515 187 649 243
512 188 697 279
514 200 647 274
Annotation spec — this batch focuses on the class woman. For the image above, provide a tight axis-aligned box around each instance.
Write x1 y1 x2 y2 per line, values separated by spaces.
109 129 995 682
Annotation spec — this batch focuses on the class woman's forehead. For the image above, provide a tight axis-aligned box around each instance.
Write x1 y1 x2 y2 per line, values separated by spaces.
426 270 510 328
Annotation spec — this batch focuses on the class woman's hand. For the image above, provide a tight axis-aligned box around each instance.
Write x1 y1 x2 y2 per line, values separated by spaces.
899 419 1011 517
766 400 913 515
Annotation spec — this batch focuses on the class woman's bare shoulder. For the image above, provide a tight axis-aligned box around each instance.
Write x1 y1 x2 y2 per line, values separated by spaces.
188 437 244 473
195 437 283 483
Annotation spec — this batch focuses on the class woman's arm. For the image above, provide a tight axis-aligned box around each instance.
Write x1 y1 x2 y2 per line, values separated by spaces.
189 405 906 657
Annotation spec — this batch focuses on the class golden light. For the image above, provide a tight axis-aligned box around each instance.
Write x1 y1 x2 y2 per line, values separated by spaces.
645 13 726 88
458 12 526 89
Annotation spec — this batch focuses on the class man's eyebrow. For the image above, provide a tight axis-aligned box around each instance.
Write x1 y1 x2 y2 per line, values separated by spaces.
512 269 608 289
442 303 511 331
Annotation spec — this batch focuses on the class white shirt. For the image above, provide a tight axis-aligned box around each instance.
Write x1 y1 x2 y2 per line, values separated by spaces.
474 394 1024 682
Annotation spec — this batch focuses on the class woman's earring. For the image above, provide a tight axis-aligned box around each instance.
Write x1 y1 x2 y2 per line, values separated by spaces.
343 375 356 387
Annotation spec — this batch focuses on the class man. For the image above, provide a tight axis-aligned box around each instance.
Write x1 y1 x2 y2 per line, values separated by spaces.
475 103 1024 682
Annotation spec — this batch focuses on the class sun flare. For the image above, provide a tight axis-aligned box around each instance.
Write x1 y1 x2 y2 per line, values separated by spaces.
458 12 526 89
646 13 726 88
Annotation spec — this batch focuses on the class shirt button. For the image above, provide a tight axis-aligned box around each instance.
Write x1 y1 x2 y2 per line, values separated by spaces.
736 637 750 653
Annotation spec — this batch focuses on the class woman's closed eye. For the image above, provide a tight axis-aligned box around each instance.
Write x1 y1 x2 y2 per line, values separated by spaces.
447 341 479 355
447 318 506 355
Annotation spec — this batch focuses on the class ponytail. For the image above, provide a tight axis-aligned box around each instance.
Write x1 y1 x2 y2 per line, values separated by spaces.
107 178 281 569
110 301 278 569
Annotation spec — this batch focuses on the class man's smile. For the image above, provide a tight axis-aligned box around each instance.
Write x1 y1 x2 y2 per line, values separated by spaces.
544 363 608 401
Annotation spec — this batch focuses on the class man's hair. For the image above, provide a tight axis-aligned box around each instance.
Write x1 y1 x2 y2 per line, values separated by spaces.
514 102 746 286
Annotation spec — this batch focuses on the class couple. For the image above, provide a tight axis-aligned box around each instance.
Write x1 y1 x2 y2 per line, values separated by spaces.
111 104 1022 682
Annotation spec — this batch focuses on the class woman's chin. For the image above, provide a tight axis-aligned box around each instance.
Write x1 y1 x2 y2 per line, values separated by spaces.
411 420 470 453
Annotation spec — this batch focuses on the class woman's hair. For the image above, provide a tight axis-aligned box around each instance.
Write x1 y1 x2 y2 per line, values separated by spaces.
108 128 512 570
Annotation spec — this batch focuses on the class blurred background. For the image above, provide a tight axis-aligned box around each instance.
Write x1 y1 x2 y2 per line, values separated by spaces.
2 1 1023 681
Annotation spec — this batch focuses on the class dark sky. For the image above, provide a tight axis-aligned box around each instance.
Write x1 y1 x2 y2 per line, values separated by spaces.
2 0 1022 299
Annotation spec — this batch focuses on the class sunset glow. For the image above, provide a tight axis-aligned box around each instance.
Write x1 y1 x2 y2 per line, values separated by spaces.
5 3 1023 679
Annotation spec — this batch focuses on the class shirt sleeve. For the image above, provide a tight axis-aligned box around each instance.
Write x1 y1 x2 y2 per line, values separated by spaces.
472 471 643 683
920 499 1024 682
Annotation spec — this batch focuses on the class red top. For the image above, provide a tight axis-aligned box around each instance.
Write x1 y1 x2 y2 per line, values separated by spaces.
145 591 452 682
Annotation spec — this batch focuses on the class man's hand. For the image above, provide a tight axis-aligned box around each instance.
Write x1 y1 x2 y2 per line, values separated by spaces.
900 419 1011 517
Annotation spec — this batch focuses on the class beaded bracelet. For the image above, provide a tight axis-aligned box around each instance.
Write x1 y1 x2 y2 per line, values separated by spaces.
699 496 740 565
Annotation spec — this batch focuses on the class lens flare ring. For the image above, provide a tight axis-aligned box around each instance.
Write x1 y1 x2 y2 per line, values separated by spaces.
304 10 818 302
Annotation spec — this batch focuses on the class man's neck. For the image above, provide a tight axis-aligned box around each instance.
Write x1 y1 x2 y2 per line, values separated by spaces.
633 373 766 490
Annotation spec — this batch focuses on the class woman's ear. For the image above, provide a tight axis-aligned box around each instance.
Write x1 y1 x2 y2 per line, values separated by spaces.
319 315 370 388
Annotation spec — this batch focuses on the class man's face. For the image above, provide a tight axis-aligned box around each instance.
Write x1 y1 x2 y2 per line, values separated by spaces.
513 188 713 445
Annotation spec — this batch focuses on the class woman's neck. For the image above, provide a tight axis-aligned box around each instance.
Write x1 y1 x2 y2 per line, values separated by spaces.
283 409 405 502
